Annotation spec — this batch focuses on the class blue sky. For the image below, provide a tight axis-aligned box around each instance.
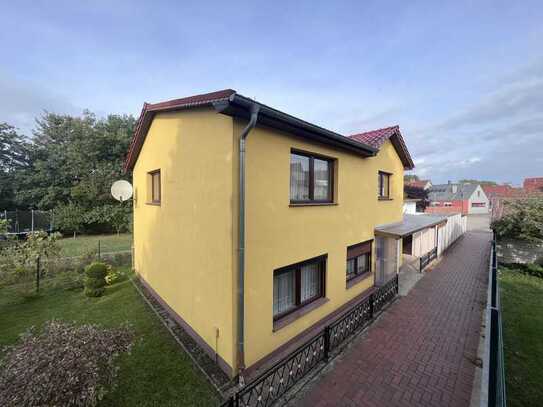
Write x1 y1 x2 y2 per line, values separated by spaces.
2 0 542 184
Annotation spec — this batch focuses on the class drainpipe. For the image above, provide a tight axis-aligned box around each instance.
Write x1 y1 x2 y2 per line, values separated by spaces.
237 103 260 385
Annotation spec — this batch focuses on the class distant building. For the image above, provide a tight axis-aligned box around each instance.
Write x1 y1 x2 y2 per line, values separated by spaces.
406 179 432 190
427 182 489 215
523 177 543 193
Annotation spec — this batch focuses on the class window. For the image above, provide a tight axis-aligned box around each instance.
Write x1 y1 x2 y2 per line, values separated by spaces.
472 202 485 207
148 170 161 204
378 171 391 199
346 240 372 283
273 255 326 319
290 151 333 203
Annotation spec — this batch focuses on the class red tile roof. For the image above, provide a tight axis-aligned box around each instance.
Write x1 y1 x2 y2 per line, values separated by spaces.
348 125 415 170
523 177 543 192
406 180 430 189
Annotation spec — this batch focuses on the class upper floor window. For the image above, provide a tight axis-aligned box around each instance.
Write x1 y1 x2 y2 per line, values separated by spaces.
273 255 326 319
290 151 333 203
148 169 161 204
378 171 391 199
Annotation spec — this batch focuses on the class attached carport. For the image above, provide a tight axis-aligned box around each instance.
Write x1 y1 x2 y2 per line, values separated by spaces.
375 214 447 278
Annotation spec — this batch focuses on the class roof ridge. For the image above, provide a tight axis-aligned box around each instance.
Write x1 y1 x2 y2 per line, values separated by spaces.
349 124 399 137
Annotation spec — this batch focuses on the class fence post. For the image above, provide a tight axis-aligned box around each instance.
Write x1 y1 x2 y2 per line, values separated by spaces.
31 209 34 232
323 326 331 361
98 240 101 260
36 256 40 293
395 274 399 294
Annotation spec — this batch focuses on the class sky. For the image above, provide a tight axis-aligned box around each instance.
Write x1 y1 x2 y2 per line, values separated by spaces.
1 0 542 185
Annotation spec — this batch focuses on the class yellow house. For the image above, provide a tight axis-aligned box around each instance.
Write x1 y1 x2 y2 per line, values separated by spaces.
125 89 418 380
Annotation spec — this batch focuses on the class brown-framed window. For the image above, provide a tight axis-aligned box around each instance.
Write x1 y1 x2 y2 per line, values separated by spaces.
346 240 372 282
273 254 326 319
149 170 161 204
290 150 334 203
378 171 391 199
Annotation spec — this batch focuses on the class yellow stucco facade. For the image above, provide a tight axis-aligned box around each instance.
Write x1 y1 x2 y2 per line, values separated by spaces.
132 107 405 376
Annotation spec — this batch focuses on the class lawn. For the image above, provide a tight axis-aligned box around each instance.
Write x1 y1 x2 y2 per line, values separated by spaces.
0 269 218 407
58 233 132 257
500 267 543 407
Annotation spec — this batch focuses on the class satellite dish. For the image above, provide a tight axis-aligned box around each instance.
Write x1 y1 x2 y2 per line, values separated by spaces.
111 180 133 202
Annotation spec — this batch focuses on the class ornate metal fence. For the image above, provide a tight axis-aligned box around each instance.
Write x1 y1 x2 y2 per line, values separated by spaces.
221 275 399 407
420 246 437 271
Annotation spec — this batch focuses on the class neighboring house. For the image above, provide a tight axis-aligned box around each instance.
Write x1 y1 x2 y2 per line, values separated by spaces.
406 179 432 190
428 182 490 214
126 91 447 381
523 177 543 193
404 184 429 213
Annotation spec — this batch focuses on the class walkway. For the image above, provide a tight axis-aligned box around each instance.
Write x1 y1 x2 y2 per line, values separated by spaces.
295 230 491 407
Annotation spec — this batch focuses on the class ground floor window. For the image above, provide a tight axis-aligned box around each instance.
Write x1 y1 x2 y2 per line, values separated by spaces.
346 240 372 282
273 255 326 319
471 202 486 207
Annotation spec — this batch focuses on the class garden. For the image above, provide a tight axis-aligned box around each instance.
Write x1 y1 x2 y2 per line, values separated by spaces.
0 223 218 406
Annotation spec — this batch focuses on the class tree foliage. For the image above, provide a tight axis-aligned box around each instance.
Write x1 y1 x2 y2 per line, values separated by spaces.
458 179 497 185
3 111 136 234
492 198 543 242
0 123 30 209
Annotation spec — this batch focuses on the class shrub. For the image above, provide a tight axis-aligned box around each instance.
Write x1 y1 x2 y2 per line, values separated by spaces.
105 267 124 285
0 320 134 407
84 262 107 297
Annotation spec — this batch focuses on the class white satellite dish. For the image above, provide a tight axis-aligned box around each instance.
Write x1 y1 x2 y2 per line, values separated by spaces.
111 180 133 202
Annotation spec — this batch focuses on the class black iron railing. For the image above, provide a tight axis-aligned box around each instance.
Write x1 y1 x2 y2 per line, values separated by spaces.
481 235 506 407
420 246 437 271
221 275 399 407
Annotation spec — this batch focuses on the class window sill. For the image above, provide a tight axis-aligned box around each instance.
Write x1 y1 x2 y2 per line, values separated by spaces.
289 202 337 207
273 297 329 332
146 202 161 206
346 272 372 289
378 197 393 201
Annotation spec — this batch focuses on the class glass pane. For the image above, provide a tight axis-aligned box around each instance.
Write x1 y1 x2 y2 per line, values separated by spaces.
273 271 295 316
378 173 383 196
152 173 161 201
357 254 368 274
290 154 310 201
383 174 389 197
314 159 330 200
300 262 322 302
346 258 355 279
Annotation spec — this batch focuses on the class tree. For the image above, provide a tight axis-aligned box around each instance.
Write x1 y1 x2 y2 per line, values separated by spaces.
15 111 136 233
0 123 29 209
458 179 497 185
492 198 543 241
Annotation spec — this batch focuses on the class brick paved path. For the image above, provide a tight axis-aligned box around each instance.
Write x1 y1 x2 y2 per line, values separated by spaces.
297 231 491 407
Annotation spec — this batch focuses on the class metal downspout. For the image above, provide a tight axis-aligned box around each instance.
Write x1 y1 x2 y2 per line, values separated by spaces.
237 103 260 384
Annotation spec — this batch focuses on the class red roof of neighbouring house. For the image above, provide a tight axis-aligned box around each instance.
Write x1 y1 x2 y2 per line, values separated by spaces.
482 184 516 197
406 180 430 189
348 125 415 170
523 177 543 192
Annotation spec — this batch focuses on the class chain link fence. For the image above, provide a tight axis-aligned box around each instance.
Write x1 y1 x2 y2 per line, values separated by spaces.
0 210 53 235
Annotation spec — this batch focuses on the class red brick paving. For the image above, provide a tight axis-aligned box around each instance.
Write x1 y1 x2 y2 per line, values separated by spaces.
298 231 490 407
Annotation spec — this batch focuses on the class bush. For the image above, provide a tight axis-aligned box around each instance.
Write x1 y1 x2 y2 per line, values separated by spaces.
0 320 134 407
84 262 107 297
105 267 124 285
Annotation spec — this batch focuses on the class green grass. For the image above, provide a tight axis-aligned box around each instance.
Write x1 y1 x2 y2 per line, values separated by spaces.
500 267 543 407
58 233 132 257
0 269 218 407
